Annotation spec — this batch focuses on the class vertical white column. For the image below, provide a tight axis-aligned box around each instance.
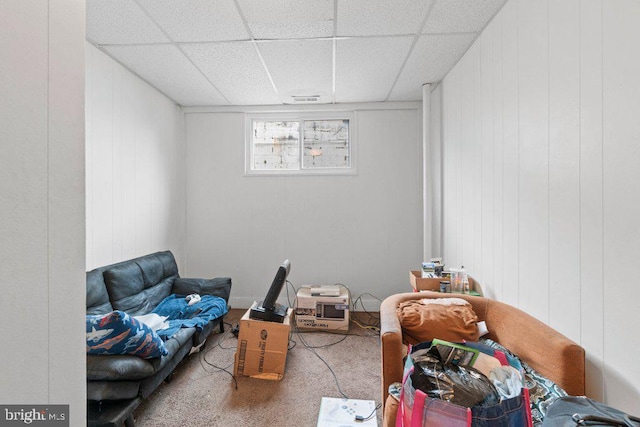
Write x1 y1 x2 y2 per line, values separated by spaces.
423 83 432 261
430 85 443 260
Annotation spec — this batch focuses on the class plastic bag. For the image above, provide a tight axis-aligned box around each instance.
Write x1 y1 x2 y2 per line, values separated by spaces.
410 346 500 408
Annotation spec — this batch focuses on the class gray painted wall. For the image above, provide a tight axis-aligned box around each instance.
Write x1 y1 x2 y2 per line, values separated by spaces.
183 105 423 310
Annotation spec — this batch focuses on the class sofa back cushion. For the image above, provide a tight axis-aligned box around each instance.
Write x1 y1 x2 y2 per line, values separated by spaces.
86 268 114 314
104 263 145 301
87 251 180 317
135 251 179 287
155 251 179 278
136 255 165 287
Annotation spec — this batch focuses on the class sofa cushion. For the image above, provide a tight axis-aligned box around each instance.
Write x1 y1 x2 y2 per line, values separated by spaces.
86 327 196 382
136 255 165 288
86 354 156 381
104 263 145 301
146 327 195 371
110 279 175 315
87 380 142 401
397 298 480 345
86 268 114 315
103 260 176 314
143 278 174 310
172 277 232 302
86 310 168 359
156 250 179 278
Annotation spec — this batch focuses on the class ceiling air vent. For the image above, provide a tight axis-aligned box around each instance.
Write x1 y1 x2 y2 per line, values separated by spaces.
291 95 320 103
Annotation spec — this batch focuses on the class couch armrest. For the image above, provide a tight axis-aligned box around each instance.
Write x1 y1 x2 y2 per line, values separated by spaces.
484 299 585 396
380 293 413 410
171 277 232 302
379 292 586 410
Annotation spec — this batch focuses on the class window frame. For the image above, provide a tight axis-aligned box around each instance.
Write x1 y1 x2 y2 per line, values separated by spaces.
245 111 356 176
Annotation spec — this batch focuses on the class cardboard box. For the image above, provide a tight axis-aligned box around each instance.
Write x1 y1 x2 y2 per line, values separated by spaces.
409 271 483 296
233 303 292 380
295 286 349 331
409 270 444 291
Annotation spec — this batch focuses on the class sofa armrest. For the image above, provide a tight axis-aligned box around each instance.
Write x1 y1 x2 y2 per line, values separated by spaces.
379 292 586 410
484 299 585 396
171 277 232 302
380 293 412 410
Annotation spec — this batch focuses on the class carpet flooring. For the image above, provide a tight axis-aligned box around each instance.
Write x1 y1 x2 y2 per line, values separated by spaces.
132 309 383 427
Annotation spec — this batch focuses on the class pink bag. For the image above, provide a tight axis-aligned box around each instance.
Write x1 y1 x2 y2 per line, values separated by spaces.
396 344 532 427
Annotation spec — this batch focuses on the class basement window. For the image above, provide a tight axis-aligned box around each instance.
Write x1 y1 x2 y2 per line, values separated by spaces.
246 113 355 175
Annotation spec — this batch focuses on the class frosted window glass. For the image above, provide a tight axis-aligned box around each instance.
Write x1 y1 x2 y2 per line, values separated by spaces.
252 120 300 170
303 119 350 169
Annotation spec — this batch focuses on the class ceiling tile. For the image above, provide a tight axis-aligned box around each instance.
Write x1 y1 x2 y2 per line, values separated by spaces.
87 0 169 45
237 0 334 39
104 44 229 106
335 37 414 103
389 33 476 101
337 0 433 36
181 42 280 105
136 0 250 42
258 40 333 103
86 0 505 105
423 0 507 33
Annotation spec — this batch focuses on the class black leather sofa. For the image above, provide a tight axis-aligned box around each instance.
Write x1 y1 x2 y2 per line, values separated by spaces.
86 250 231 427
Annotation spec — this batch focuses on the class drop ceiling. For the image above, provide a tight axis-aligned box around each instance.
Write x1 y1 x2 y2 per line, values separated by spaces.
87 0 507 107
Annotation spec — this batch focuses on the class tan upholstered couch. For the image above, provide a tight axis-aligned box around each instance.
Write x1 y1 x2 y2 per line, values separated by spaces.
380 292 585 425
